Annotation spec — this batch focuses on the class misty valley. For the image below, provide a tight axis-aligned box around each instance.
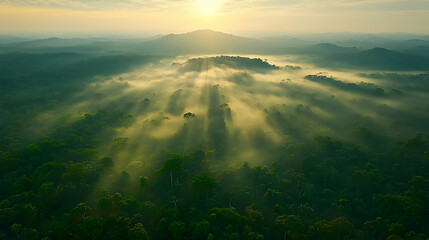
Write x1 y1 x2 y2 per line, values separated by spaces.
0 30 429 240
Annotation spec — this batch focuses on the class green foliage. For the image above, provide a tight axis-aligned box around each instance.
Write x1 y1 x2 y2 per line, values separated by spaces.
169 221 187 240
179 56 280 72
191 220 210 240
191 173 218 198
1 125 429 239
1 50 429 240
161 154 185 174
139 176 149 189
183 112 196 119
128 223 150 240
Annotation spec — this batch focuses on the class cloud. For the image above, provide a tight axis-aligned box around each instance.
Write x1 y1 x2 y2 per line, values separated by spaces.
2 0 426 11
1 0 428 34
1 0 428 13
221 0 429 12
0 0 193 10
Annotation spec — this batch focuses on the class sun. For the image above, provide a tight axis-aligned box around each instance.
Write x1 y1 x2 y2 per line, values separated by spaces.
195 0 222 15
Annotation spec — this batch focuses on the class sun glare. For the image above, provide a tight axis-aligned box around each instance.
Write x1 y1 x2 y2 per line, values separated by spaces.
195 0 222 15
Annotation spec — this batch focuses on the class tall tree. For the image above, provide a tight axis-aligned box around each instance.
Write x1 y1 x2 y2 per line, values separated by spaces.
161 154 185 190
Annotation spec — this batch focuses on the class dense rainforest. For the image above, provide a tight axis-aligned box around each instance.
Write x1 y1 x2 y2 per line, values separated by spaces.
0 44 428 239
1 108 428 240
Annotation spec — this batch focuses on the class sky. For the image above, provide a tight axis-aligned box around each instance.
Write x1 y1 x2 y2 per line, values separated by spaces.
0 0 429 36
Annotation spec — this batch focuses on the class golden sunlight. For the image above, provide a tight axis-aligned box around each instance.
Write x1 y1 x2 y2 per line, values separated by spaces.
195 0 222 15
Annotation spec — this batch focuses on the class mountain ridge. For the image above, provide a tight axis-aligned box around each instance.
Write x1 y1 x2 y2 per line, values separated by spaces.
133 29 268 55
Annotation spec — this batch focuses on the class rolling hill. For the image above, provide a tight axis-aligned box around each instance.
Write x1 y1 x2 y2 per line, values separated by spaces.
132 29 269 55
303 44 429 70
341 47 429 70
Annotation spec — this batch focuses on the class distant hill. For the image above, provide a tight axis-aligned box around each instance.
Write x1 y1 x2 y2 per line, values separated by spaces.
0 35 32 44
12 37 93 47
0 30 270 55
1 31 428 70
0 37 109 53
306 45 429 71
383 39 429 57
342 48 429 70
0 37 154 54
401 46 429 57
402 39 429 47
302 43 360 55
133 30 269 55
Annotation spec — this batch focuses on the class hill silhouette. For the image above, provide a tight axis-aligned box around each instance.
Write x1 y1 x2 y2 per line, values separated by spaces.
343 47 429 70
1 30 429 70
133 30 268 55
304 45 429 70
301 43 360 55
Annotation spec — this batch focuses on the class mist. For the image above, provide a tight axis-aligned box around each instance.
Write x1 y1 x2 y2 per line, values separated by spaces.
1 30 429 240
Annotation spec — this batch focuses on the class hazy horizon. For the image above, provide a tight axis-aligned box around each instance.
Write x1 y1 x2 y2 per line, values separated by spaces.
1 1 429 240
1 0 429 36
2 29 429 41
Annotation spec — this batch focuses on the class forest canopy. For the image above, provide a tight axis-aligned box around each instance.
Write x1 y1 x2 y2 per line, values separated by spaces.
0 32 429 240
